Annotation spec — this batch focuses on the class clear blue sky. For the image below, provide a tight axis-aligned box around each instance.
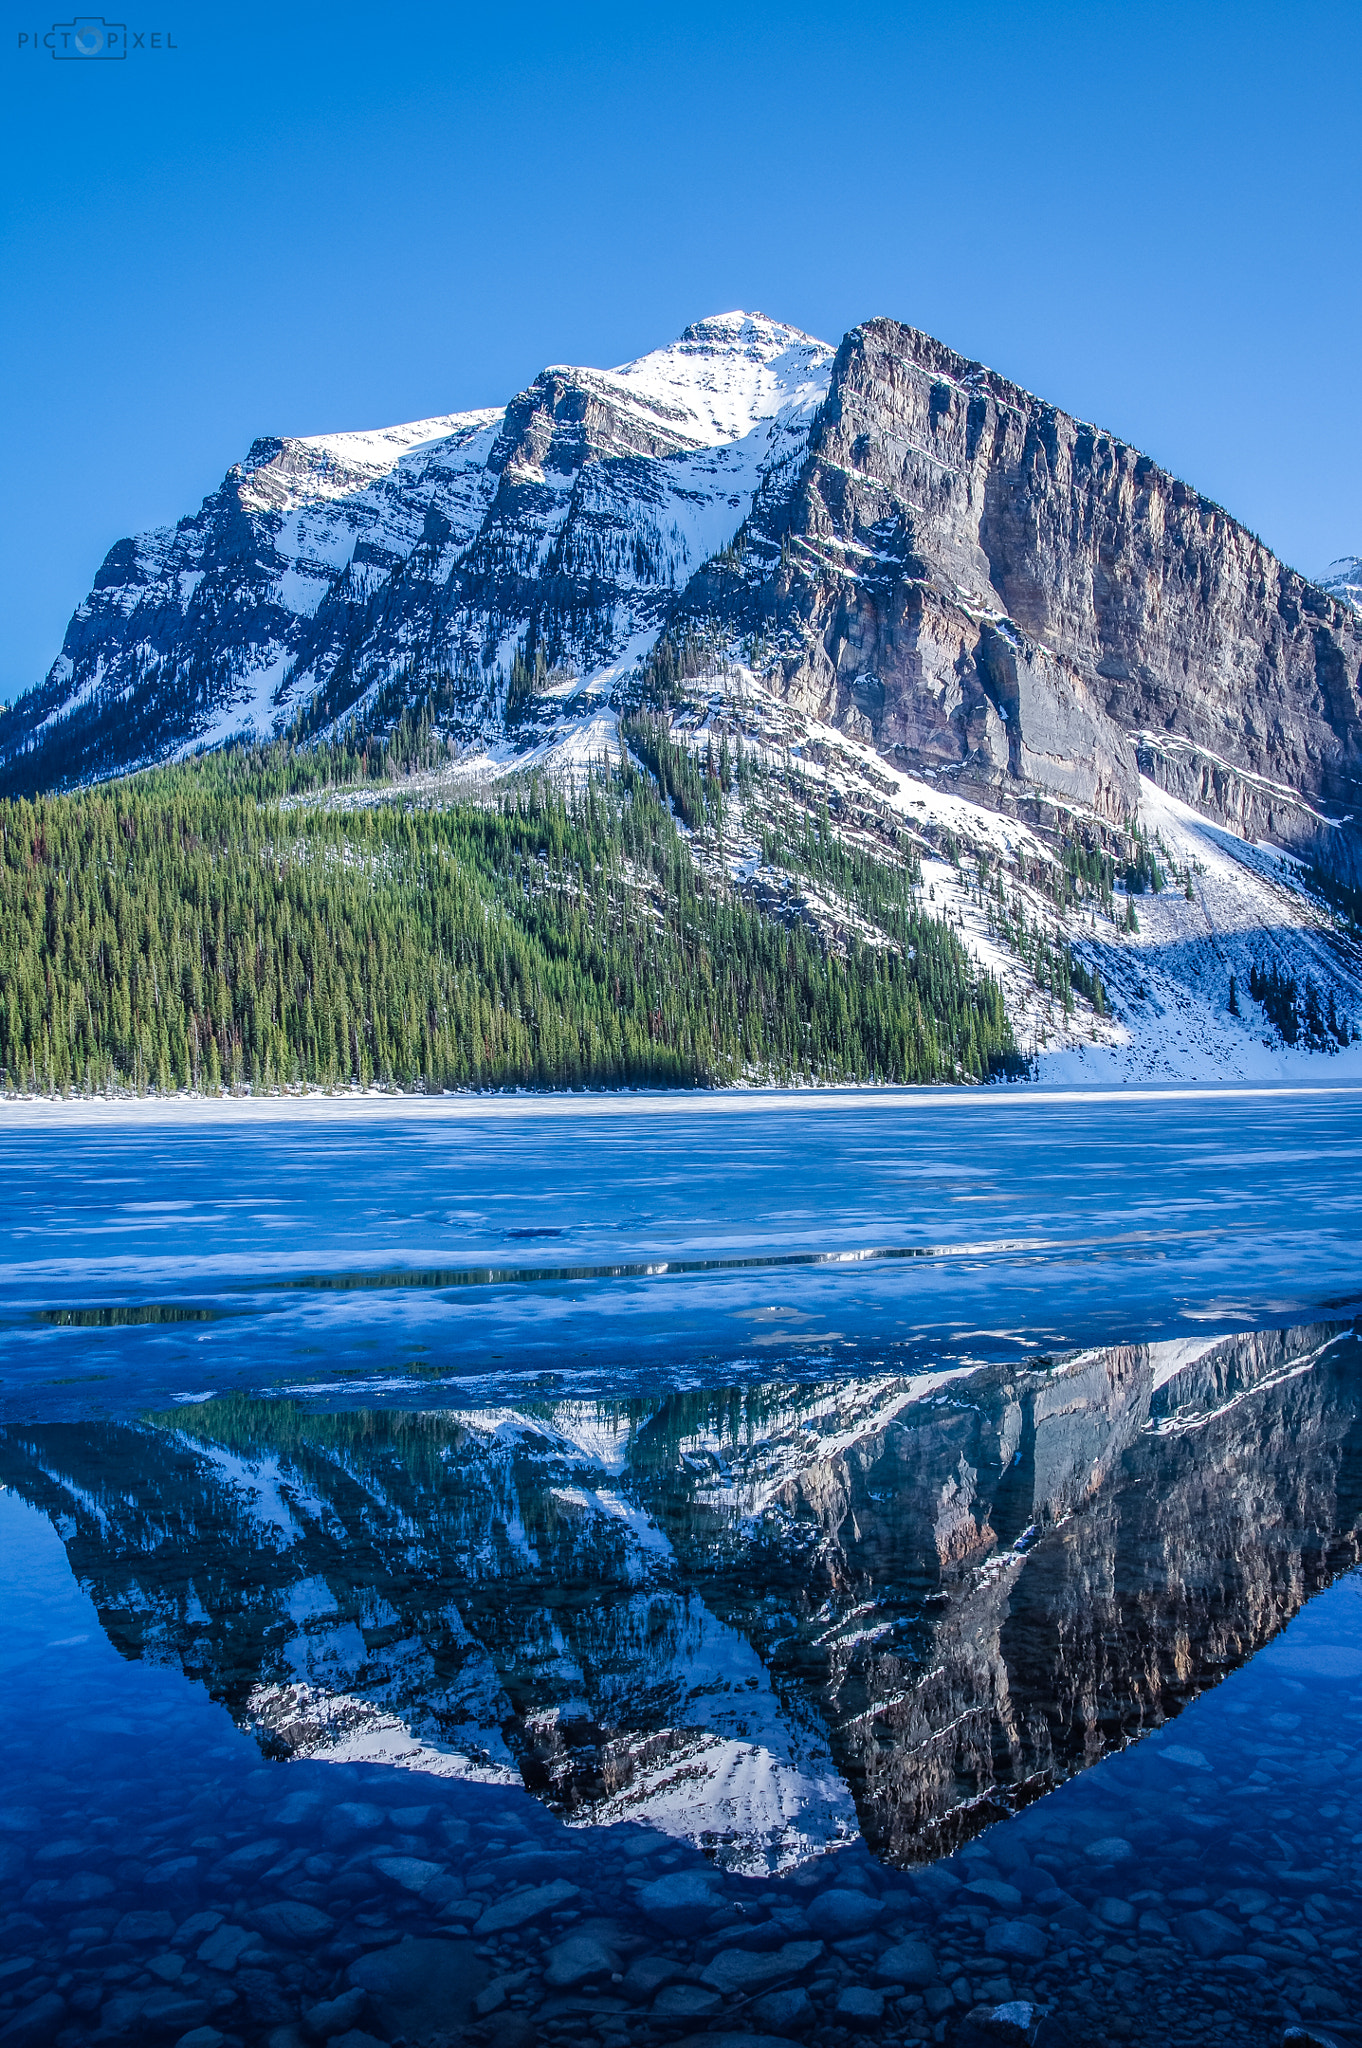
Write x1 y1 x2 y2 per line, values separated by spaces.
2 0 1358 705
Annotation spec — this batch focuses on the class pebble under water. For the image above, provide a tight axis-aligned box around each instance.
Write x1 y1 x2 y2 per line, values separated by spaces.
1 1092 1360 2048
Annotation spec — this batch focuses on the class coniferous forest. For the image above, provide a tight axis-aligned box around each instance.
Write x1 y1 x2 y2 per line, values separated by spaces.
0 737 1021 1096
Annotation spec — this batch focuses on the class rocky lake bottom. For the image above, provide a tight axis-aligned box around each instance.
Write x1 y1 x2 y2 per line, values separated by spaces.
1 1093 1360 2048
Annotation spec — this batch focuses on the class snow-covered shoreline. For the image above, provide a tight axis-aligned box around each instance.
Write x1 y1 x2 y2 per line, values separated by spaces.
1 1074 1359 1129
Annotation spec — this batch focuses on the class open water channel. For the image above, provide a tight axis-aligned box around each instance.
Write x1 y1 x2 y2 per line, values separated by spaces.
1 1086 1360 2048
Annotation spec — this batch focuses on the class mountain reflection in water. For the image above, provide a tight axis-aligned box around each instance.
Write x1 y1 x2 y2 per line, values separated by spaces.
2 1319 1359 1876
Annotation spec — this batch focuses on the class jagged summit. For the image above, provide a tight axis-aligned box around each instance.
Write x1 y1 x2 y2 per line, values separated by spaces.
595 310 832 448
252 313 830 510
674 308 817 345
234 408 503 515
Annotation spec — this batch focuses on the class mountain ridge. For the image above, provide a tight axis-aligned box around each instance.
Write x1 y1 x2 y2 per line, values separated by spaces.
5 309 1359 882
661 315 1362 877
1 312 839 791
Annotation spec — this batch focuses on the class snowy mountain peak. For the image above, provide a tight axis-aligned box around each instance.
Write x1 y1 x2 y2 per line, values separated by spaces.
3 313 840 785
1319 555 1362 614
517 310 838 454
235 408 502 515
673 308 823 353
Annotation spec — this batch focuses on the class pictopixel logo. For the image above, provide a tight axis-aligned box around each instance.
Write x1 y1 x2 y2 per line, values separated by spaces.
18 18 179 57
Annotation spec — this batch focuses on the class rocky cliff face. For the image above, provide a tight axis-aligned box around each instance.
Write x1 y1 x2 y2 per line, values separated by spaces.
682 321 1362 872
3 1319 1358 1870
4 311 1361 882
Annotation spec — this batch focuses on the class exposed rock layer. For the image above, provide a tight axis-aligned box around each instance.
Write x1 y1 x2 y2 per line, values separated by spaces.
696 321 1362 873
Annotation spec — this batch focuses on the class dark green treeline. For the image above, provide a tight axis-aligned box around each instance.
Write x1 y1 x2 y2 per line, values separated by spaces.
0 744 1020 1094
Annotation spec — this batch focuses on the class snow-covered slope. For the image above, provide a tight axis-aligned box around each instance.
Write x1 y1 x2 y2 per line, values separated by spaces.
1320 555 1362 614
589 655 1362 1083
1039 778 1362 1082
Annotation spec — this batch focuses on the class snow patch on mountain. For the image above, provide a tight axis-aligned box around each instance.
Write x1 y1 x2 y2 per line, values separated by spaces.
1319 556 1362 614
1040 780 1362 1084
601 310 833 447
236 407 502 514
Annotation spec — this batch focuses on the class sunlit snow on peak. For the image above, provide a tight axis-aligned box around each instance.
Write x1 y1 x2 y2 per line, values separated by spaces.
597 308 835 450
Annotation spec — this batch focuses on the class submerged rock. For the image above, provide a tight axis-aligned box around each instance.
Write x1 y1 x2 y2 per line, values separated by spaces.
222 1835 284 1871
175 1911 223 1945
250 1901 334 1944
700 1941 823 1995
543 1932 619 1987
653 1983 724 2017
623 1954 683 2000
958 2002 1045 2046
115 1910 176 1944
302 1986 369 2036
834 1985 884 2029
749 1985 815 2033
1084 1836 1133 1864
373 1854 446 1894
275 1790 323 1826
637 1869 722 1933
196 1924 255 1971
346 1936 488 2043
139 1989 210 2032
875 1938 938 1987
667 2036 796 2048
984 1920 1047 1962
1178 1908 1242 1959
331 1802 386 1833
25 1871 113 1904
0 1994 66 2045
805 1889 884 1939
967 1879 1024 1911
475 1970 533 2016
473 1877 580 1934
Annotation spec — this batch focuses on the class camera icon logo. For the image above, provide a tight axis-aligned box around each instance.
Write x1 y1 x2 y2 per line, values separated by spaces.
51 15 127 58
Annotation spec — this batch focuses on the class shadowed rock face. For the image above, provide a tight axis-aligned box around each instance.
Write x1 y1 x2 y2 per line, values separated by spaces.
708 320 1362 869
2 1320 1359 1869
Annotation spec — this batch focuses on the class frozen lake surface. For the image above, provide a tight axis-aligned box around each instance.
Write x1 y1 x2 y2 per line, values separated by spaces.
0 1086 1359 2048
1 1085 1360 1419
